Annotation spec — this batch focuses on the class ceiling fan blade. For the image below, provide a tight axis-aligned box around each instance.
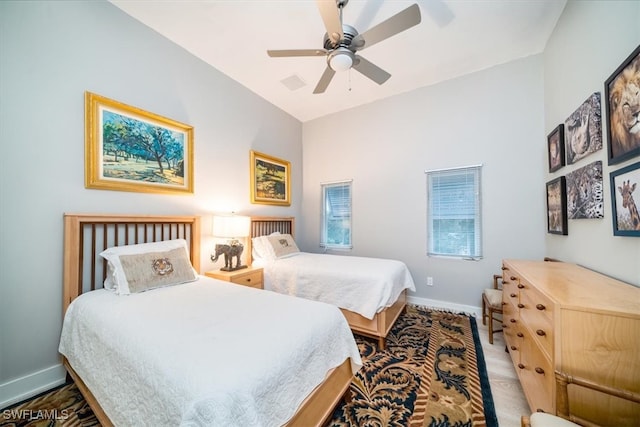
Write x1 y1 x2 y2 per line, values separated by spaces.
421 0 454 28
352 55 391 85
352 3 421 50
316 0 343 45
313 66 336 94
267 49 327 57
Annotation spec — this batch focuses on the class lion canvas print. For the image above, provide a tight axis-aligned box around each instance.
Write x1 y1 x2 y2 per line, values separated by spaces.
605 44 640 165
564 92 603 165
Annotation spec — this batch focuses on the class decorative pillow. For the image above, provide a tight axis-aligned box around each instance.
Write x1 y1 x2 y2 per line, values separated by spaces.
118 247 197 293
265 234 299 259
100 239 196 295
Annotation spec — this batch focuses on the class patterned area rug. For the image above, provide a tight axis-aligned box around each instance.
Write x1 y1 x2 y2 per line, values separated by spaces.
327 305 497 427
1 305 496 427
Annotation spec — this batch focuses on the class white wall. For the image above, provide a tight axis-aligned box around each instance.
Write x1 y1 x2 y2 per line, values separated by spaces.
0 1 302 406
543 0 640 285
301 55 547 307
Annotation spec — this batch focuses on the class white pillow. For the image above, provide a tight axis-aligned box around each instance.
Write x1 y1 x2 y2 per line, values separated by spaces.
265 234 300 259
100 239 197 295
252 232 280 261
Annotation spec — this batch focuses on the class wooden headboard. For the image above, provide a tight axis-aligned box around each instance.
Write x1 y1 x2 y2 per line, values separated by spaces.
63 213 201 313
248 216 295 261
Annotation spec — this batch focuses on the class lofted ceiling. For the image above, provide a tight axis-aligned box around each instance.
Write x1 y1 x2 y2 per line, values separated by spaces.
110 0 566 122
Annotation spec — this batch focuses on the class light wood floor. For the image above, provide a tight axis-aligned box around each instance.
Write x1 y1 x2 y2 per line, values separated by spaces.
476 319 530 426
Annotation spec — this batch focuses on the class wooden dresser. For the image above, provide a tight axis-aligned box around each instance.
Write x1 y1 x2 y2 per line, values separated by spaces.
501 259 640 425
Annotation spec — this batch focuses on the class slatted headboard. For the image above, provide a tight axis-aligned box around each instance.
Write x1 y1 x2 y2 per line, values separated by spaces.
63 213 201 313
248 216 295 261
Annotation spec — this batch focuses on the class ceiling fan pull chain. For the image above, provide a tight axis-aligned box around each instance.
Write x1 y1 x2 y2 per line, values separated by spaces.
348 69 352 92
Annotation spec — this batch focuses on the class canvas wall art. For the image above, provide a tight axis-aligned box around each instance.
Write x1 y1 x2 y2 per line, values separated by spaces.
566 160 604 219
610 161 640 236
85 92 194 194
564 92 603 165
250 150 291 206
546 176 568 235
605 44 640 165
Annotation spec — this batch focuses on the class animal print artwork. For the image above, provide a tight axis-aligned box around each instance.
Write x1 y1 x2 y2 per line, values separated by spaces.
565 92 603 165
606 46 640 163
611 163 640 233
566 161 604 219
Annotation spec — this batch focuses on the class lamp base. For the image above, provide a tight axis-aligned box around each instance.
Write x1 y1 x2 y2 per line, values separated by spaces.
220 265 248 272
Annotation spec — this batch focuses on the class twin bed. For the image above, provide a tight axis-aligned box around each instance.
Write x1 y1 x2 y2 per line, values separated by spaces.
248 216 416 349
59 214 361 427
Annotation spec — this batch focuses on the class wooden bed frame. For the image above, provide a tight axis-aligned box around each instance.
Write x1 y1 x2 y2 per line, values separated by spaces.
249 216 407 349
61 213 354 427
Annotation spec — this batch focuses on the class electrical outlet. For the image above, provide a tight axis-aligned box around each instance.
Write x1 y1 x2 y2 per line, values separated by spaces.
427 277 434 286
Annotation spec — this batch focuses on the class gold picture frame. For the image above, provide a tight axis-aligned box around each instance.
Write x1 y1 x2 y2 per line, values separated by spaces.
250 150 291 206
85 91 194 194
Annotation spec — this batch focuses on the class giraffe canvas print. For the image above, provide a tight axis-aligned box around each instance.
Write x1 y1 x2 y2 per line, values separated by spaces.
610 161 640 236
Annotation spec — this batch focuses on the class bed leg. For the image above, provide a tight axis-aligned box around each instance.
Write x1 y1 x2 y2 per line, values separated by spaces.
343 388 353 404
378 336 386 350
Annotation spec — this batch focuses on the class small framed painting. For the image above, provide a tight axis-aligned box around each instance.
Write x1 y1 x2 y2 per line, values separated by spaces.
610 161 640 236
604 44 640 165
547 124 565 172
85 92 194 194
250 150 291 206
546 176 568 235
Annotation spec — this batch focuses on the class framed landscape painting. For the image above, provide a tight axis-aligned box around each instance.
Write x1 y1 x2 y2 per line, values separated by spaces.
610 161 640 236
250 150 291 206
604 44 640 165
85 92 194 194
546 176 568 235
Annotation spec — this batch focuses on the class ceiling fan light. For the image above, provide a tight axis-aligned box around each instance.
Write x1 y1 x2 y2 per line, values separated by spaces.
329 52 353 72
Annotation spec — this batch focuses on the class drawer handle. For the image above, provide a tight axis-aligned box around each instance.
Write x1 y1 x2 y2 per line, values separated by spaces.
518 363 525 369
536 329 546 337
510 345 517 351
502 324 507 328
517 284 525 289
501 302 506 306
246 278 251 282
502 266 507 270
510 319 516 323
536 409 545 413
535 367 545 375
510 276 517 280
536 304 546 311
510 293 517 298
517 332 524 338
517 303 525 308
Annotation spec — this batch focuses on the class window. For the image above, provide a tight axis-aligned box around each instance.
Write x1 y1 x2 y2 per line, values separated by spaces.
426 165 482 259
321 180 352 250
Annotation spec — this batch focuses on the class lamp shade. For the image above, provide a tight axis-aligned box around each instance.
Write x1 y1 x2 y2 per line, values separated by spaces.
212 215 250 238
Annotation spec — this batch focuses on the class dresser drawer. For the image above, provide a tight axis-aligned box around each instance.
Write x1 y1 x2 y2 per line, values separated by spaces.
231 270 263 288
520 293 554 358
519 327 554 413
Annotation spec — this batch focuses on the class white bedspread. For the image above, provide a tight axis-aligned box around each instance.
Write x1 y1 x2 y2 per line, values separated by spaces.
260 253 416 320
59 276 361 427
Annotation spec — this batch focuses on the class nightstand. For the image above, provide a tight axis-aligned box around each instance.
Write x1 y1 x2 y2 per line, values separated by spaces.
205 266 263 290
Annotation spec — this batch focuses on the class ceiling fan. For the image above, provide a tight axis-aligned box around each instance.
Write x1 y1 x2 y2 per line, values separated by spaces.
267 0 422 94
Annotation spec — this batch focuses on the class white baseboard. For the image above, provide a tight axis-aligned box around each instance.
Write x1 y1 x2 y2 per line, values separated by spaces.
407 295 482 319
0 364 66 409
